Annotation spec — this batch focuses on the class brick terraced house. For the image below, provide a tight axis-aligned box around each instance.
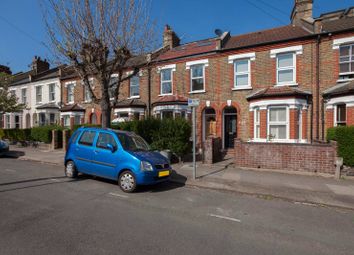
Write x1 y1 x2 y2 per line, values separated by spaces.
3 0 354 159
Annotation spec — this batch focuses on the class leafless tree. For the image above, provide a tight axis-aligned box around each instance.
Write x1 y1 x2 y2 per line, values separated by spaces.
42 0 156 127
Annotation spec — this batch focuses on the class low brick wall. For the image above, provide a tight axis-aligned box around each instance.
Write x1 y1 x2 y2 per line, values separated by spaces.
234 140 337 174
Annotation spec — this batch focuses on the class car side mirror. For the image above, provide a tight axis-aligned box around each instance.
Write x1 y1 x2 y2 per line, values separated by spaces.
106 143 115 153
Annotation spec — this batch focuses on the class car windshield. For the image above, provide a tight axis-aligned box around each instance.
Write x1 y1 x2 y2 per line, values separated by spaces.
116 132 151 152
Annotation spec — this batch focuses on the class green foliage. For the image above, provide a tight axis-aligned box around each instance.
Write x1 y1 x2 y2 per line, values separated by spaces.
1 128 32 141
0 72 25 113
116 118 191 156
327 126 354 167
31 125 63 143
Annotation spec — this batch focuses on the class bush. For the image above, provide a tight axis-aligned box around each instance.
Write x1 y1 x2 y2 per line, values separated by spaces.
327 126 354 167
116 118 191 157
31 125 63 143
0 129 4 139
2 128 32 141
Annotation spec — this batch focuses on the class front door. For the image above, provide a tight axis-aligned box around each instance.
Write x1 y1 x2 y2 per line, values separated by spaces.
224 109 237 149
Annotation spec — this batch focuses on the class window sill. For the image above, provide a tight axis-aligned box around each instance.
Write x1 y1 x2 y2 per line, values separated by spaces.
189 90 206 94
337 78 354 83
128 96 140 99
249 138 308 143
232 86 252 91
158 93 173 97
274 83 298 87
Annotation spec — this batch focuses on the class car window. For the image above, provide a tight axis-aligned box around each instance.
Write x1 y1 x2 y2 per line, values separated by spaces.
78 131 96 146
117 133 150 152
70 130 80 144
96 133 117 150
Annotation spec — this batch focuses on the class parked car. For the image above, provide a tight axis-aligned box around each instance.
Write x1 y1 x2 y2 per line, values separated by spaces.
64 127 171 192
0 140 9 156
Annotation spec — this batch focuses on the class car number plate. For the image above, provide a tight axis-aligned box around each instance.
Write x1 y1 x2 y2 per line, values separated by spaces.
158 170 170 177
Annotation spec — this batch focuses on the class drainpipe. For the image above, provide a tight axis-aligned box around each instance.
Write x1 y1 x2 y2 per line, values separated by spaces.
147 67 152 117
321 98 325 140
310 99 313 143
315 34 321 140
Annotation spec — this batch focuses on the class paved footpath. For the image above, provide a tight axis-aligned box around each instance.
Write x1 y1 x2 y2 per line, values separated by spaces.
6 145 354 210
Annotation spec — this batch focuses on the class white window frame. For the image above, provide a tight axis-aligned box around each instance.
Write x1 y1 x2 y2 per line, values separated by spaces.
254 108 260 139
21 88 27 104
189 64 206 93
129 75 140 98
160 68 173 95
339 44 354 75
334 104 347 126
35 85 42 104
234 58 251 88
276 52 296 86
267 106 289 141
6 114 11 129
296 107 303 140
48 83 56 102
66 83 74 104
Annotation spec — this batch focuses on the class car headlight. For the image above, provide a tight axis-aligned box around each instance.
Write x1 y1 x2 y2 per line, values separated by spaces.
140 161 154 171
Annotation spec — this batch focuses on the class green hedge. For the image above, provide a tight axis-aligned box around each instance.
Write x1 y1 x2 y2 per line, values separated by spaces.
1 128 32 141
31 125 63 143
114 118 191 157
327 126 354 167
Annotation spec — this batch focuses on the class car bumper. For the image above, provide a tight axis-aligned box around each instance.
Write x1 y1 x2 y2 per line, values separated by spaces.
136 169 172 185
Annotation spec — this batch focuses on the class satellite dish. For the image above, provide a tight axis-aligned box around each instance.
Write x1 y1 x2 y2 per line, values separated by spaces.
214 29 223 37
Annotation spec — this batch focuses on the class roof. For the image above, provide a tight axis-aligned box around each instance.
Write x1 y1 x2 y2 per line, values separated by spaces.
247 86 312 101
60 103 85 112
224 25 311 50
321 16 354 33
323 80 354 97
157 38 218 61
36 102 60 110
9 67 61 87
115 98 146 108
152 95 188 106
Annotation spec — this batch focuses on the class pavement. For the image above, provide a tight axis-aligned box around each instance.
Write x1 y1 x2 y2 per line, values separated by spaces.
7 145 354 210
1 158 354 255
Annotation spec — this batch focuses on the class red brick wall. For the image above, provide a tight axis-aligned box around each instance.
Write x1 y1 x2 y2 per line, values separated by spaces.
259 109 267 139
289 109 297 139
325 108 334 130
234 140 337 174
347 106 354 126
249 111 254 139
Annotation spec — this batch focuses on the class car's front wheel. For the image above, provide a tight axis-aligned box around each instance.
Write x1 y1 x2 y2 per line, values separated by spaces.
65 160 78 178
118 170 136 193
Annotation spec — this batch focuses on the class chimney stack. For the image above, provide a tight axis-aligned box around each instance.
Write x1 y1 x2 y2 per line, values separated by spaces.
31 56 50 74
163 25 180 49
291 0 313 26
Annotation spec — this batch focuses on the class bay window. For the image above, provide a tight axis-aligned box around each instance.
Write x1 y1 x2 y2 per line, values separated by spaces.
268 107 288 140
335 104 346 126
277 53 295 85
254 108 260 139
161 69 172 95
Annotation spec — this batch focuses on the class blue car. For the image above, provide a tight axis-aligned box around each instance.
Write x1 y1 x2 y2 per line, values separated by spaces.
64 127 171 192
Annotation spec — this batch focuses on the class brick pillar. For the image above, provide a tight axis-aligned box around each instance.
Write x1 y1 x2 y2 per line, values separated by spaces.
61 117 64 127
260 109 267 139
80 116 85 125
63 130 70 151
347 106 354 126
70 116 74 130
289 109 297 140
302 108 308 140
51 130 58 150
326 108 334 129
249 111 254 139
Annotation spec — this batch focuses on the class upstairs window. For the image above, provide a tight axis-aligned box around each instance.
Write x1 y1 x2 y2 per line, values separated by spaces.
49 83 55 101
268 107 288 140
67 83 74 103
339 44 354 74
161 69 172 95
336 104 346 126
234 59 250 87
109 76 118 99
190 64 205 92
130 75 140 98
21 88 27 104
36 86 42 104
276 53 295 85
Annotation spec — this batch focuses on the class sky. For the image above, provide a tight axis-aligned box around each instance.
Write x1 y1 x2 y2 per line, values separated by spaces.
1 0 353 73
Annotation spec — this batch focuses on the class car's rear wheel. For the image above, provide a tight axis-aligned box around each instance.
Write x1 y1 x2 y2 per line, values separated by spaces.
65 160 78 178
118 171 136 193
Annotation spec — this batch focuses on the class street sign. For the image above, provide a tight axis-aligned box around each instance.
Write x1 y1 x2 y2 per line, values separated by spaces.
188 98 200 107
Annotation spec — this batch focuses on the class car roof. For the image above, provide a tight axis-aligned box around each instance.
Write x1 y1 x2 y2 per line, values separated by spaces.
78 126 134 135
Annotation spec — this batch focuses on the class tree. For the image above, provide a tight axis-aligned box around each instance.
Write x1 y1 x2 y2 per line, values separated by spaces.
43 0 156 127
0 72 24 113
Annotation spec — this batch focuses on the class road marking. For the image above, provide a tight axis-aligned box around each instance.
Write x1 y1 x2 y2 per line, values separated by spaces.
4 169 15 172
208 214 241 223
108 192 128 198
50 178 60 182
294 201 317 207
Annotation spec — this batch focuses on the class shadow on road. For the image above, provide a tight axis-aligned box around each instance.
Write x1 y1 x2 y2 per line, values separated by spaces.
0 150 25 158
0 176 67 186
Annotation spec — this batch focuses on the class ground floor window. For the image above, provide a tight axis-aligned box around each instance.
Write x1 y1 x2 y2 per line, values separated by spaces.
335 104 346 126
15 115 20 129
6 115 11 129
161 111 173 119
254 108 260 139
74 115 81 125
90 113 97 124
39 113 46 126
63 115 70 127
50 113 56 125
268 107 288 140
153 105 190 121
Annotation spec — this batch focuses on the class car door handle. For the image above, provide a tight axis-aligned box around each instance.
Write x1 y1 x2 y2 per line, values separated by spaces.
94 150 99 154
